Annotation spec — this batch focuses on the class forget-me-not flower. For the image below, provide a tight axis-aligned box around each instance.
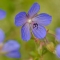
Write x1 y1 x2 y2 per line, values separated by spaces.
0 29 20 58
15 3 52 41
56 28 60 42
56 44 60 58
0 9 6 20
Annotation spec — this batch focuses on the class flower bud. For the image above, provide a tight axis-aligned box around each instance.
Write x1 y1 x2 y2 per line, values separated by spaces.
46 42 55 52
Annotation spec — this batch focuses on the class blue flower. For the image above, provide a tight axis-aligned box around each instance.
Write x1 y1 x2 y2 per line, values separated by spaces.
15 3 52 41
0 9 6 20
56 28 60 42
56 44 60 58
0 29 20 58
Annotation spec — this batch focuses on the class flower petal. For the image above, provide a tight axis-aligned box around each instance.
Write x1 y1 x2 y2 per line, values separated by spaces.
56 44 60 58
21 23 31 41
0 29 5 43
15 12 27 26
31 23 46 39
3 40 20 52
28 3 40 18
56 28 60 42
6 50 20 58
0 9 6 20
32 13 52 26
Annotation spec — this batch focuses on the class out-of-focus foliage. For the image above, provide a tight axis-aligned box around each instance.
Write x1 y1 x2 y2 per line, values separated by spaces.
0 0 60 60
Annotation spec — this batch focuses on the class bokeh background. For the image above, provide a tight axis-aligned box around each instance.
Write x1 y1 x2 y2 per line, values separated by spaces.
0 0 60 60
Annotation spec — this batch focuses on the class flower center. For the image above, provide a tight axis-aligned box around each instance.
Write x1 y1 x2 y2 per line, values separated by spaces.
28 19 32 23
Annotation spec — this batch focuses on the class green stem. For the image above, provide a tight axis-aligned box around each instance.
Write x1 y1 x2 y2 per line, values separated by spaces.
47 29 55 37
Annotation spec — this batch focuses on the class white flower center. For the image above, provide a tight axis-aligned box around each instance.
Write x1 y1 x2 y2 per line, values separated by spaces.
28 19 32 23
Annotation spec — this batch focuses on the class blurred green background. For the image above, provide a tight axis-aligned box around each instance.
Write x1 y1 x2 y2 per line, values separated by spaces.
0 0 60 60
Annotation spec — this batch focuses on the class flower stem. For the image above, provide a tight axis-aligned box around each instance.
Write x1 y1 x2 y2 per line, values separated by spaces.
33 36 40 44
44 37 49 45
47 29 55 37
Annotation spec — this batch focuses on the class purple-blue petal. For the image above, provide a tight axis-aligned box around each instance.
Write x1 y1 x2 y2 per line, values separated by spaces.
32 13 52 26
56 28 60 42
0 9 6 20
15 12 27 26
21 23 31 41
0 29 5 43
6 50 20 58
56 44 60 58
3 40 20 52
28 3 40 18
31 23 46 39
